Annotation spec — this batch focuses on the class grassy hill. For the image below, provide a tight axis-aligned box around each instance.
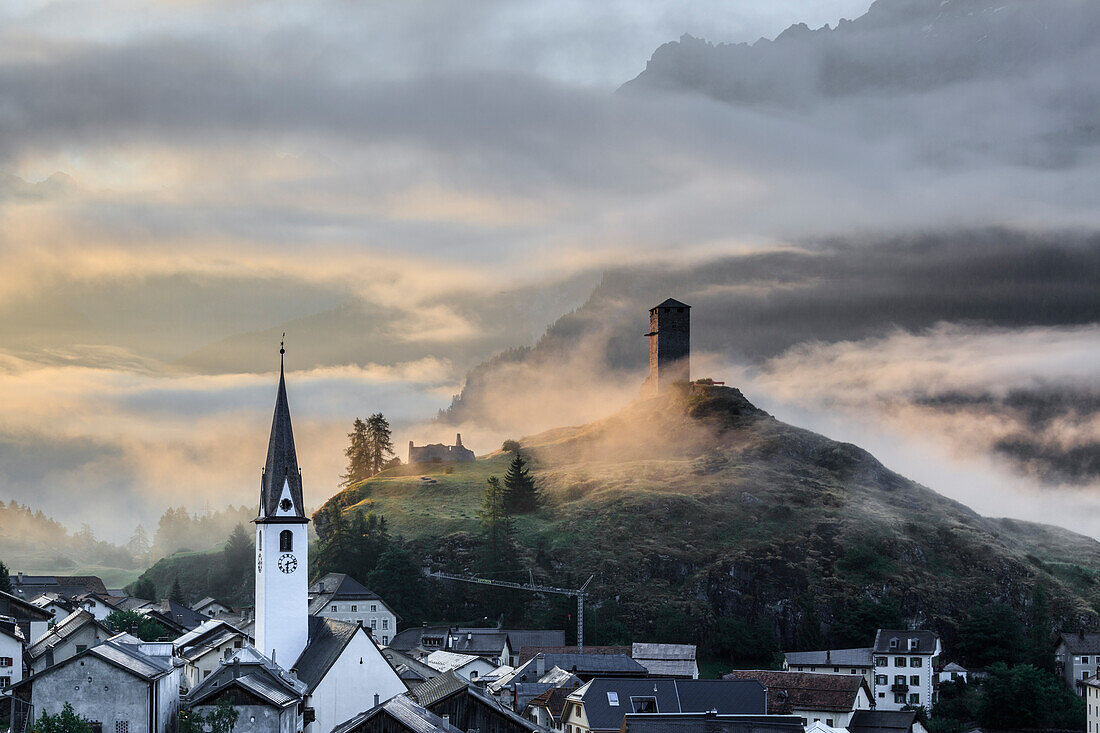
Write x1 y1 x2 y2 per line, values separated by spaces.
319 385 1100 652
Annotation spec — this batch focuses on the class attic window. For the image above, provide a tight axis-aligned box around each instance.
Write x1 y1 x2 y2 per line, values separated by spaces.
607 692 619 706
909 639 920 651
630 697 658 714
889 638 899 649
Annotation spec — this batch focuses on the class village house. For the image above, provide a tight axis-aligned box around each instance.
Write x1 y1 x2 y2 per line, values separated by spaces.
138 598 207 631
308 573 399 646
29 593 78 625
75 591 123 621
510 652 646 686
1 615 26 691
0 589 52 644
192 597 234 618
444 628 512 666
422 650 499 682
783 648 875 686
870 630 941 712
525 686 572 730
503 631 566 666
848 710 929 733
7 574 109 602
725 670 873 728
1056 631 1100 694
621 712 804 733
1085 676 1100 733
561 678 767 733
631 643 698 679
937 662 968 685
381 647 441 689
184 646 305 733
411 670 544 733
330 694 463 733
10 634 181 733
173 618 250 690
26 609 112 674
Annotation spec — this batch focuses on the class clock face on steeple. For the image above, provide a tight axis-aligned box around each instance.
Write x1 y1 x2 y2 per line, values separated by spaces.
278 553 298 574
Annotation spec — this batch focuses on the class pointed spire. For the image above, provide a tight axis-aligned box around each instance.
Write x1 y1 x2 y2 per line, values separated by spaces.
258 337 305 522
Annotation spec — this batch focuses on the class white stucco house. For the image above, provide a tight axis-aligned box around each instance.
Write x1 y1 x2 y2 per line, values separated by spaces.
870 630 941 712
1 615 26 691
308 573 399 646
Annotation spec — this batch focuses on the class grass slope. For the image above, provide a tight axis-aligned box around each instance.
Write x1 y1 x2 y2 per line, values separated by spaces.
321 386 1100 647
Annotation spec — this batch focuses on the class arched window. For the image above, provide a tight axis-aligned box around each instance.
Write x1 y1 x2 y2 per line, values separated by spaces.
280 530 293 552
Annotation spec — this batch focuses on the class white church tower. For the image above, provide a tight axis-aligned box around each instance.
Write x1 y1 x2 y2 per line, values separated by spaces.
254 342 309 666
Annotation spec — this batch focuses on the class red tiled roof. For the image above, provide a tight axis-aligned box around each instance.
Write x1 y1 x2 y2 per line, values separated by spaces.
724 670 865 714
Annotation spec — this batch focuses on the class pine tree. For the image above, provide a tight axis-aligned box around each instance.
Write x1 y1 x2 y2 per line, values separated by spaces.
504 453 540 514
368 542 425 624
315 506 353 577
221 524 254 596
340 418 371 487
365 413 395 476
169 576 185 603
127 525 151 560
478 476 514 574
0 559 11 594
130 577 156 602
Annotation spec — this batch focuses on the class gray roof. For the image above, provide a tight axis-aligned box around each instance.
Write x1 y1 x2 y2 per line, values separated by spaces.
573 678 767 732
331 694 463 733
89 638 174 680
872 630 939 655
147 599 207 630
631 646 698 678
383 648 440 683
257 357 306 521
293 616 360 692
942 662 967 672
309 573 382 600
513 653 646 681
446 629 509 656
506 630 566 652
187 647 304 708
849 710 918 733
784 648 873 667
632 643 696 660
652 298 691 310
27 609 109 658
622 713 804 733
411 669 469 707
1059 632 1100 654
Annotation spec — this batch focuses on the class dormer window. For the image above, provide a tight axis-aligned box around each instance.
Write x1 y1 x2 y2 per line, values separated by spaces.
889 638 899 649
909 639 920 651
280 530 293 552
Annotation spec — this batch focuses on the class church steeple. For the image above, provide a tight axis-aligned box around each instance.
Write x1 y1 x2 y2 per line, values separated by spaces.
257 339 306 522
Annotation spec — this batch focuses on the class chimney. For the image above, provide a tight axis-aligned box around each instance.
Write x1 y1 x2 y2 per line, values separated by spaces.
374 693 380 707
442 714 450 725
233 659 241 679
271 649 276 666
455 433 462 447
17 572 23 584
536 654 545 677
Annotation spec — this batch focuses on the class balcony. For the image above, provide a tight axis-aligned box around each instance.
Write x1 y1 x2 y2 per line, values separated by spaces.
890 683 909 693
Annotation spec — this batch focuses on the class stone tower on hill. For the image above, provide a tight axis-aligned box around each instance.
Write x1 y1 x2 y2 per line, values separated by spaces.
643 298 690 395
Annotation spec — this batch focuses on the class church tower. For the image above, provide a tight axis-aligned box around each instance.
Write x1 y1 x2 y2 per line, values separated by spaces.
254 343 309 667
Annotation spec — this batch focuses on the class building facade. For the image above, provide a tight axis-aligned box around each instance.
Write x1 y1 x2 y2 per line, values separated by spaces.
642 298 690 395
308 573 399 646
870 630 941 712
408 434 475 464
1057 632 1100 694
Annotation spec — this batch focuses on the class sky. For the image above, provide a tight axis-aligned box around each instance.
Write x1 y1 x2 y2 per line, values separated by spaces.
1 0 1098 544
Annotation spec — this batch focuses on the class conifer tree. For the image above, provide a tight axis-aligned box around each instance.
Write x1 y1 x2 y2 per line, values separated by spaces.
365 413 395 476
368 542 426 624
0 559 11 594
340 418 371 487
315 505 353 577
169 576 185 603
478 476 514 574
504 453 540 514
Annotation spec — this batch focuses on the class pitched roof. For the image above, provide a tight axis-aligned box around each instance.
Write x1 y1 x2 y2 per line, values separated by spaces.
331 693 463 733
724 670 867 714
784 648 874 667
505 629 565 653
572 678 767 732
942 662 967 672
309 573 382 600
622 713 805 733
513 652 645 681
872 630 939 655
526 686 573 722
1059 632 1100 654
0 589 53 622
0 617 25 643
293 615 359 691
849 710 918 733
631 643 698 678
652 298 691 310
145 599 206 630
423 650 486 674
27 609 110 658
257 356 305 521
186 646 304 708
445 629 508 656
411 669 470 706
518 644 631 665
382 648 440 684
88 637 175 680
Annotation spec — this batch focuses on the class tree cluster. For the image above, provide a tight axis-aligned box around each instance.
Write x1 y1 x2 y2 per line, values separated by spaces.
929 664 1084 732
105 609 170 642
152 505 254 558
341 414 398 486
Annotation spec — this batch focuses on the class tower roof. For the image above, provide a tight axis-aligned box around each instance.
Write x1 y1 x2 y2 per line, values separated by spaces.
651 298 691 310
257 349 306 522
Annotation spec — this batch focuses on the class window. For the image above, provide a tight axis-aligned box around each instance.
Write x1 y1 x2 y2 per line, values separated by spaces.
382 636 388 644
280 530 293 552
630 697 658 714
382 619 389 629
895 657 906 667
797 666 804 672
371 619 377 629
894 693 905 704
607 692 619 706
876 657 887 667
203 671 211 679
350 605 357 612
894 675 905 686
851 668 858 675
76 645 88 653
889 638 899 649
470 670 478 679
826 720 834 727
875 675 887 685
910 675 920 685
0 676 10 688
116 722 129 733
371 604 377 612
878 692 885 699
833 667 840 673
909 693 920 704
1086 657 1092 665
910 658 922 667
331 605 338 612
0 657 12 667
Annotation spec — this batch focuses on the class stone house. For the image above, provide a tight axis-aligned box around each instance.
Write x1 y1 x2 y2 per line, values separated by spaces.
185 647 305 733
26 609 112 674
0 589 52 643
308 573 399 646
412 671 544 733
1057 632 1100 694
330 694 463 733
725 670 873 728
173 618 250 691
10 634 181 733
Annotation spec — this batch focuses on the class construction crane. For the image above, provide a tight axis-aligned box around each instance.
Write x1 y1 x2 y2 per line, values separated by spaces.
428 571 595 651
